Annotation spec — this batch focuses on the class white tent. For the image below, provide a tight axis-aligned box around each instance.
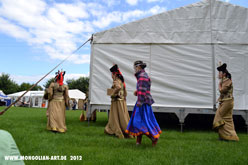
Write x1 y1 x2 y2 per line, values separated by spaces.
8 91 45 108
0 90 10 99
0 90 11 106
0 90 5 96
68 89 86 109
8 90 86 108
89 0 248 127
68 89 86 100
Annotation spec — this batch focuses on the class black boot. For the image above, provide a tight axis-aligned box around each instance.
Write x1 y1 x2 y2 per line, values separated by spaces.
136 135 142 145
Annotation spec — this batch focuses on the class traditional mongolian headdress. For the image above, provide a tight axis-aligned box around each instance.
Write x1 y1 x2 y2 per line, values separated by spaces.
134 60 147 69
217 62 232 80
110 64 126 88
217 63 227 72
55 70 66 86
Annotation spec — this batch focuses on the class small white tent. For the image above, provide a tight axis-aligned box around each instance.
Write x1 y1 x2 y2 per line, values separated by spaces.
0 90 4 95
8 91 45 108
68 89 86 109
0 90 11 106
68 89 86 100
89 0 248 127
8 90 86 108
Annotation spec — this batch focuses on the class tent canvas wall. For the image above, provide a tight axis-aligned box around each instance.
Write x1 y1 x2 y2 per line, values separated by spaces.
89 0 248 127
8 91 45 108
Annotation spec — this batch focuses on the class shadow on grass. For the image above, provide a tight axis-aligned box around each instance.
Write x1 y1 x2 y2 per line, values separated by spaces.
76 110 247 134
154 113 247 133
3 107 246 134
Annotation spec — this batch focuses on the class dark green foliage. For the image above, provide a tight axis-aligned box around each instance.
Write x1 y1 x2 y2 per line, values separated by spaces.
19 82 43 91
0 73 43 94
0 73 19 94
66 77 89 93
43 78 55 89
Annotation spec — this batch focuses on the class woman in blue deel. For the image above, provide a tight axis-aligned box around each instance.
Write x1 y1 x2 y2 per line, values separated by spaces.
125 60 162 146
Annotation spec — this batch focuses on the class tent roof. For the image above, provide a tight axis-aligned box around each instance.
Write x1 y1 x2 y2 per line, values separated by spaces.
0 90 5 96
93 0 248 44
8 90 86 100
0 90 11 99
68 89 86 100
0 94 10 99
8 91 44 97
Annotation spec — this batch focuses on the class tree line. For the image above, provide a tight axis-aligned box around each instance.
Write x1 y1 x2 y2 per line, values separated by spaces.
0 73 89 95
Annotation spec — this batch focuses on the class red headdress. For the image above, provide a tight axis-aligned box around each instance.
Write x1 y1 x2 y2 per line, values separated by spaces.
55 70 65 86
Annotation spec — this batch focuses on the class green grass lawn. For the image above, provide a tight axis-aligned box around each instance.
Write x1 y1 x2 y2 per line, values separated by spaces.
0 107 248 165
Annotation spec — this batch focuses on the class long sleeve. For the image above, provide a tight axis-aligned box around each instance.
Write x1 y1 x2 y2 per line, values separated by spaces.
47 82 54 100
136 77 147 107
44 82 54 117
135 70 154 106
111 79 122 97
218 78 233 102
219 79 232 94
64 85 70 107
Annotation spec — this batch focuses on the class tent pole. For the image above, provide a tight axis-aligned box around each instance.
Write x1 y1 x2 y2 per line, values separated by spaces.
210 0 216 111
88 34 95 126
211 44 216 111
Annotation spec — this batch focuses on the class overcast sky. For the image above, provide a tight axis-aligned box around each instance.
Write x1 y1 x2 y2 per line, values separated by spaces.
0 0 247 86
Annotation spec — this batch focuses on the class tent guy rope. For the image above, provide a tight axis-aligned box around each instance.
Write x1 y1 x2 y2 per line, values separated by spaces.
0 36 93 116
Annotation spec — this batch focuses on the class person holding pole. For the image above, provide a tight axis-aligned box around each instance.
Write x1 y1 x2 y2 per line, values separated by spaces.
44 70 69 133
213 63 239 141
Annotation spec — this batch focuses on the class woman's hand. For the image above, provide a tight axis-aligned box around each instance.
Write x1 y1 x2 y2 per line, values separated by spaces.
113 80 121 90
219 81 222 90
134 91 137 96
